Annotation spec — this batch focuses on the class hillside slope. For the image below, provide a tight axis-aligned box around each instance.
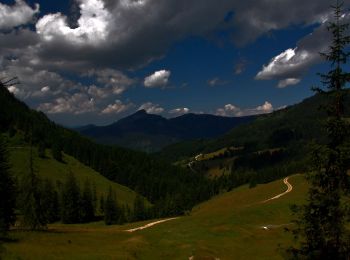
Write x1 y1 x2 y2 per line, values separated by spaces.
9 147 139 207
0 85 211 217
159 91 350 162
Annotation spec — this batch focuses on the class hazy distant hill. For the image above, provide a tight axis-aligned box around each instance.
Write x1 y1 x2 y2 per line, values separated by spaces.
77 109 256 152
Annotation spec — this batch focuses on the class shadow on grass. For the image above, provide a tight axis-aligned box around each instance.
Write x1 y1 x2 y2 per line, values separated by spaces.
0 236 19 243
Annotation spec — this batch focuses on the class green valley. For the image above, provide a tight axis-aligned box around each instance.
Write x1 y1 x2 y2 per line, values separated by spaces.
2 175 308 259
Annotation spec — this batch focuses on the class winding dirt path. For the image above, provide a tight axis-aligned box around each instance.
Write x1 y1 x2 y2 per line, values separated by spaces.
262 177 293 203
125 217 179 232
125 177 293 233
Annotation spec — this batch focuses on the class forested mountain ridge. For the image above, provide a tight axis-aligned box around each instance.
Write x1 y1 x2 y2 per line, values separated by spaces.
158 91 350 162
0 85 212 217
77 109 255 152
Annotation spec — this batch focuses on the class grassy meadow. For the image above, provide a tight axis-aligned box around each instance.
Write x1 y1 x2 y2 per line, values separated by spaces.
9 147 141 207
2 174 308 259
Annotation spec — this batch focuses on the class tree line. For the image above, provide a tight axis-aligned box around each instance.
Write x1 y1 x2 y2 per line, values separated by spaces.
0 83 212 219
0 140 151 235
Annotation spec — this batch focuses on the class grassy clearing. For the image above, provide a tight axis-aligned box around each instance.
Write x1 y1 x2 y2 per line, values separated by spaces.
196 146 242 162
2 174 308 259
9 147 141 207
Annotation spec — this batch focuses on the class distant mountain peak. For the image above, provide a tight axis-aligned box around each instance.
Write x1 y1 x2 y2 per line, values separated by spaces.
135 109 147 115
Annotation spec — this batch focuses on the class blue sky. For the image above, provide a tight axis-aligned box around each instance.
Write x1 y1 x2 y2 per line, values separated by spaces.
0 0 348 125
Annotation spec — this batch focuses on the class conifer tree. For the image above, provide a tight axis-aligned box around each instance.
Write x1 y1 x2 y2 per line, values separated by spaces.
42 179 60 223
133 194 146 221
0 137 16 236
99 195 105 215
288 2 350 258
38 142 46 158
80 180 95 223
104 187 118 225
51 142 63 162
61 172 81 223
19 145 48 230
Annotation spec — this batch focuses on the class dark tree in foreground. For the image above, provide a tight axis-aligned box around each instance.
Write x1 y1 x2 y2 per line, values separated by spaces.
0 137 16 236
287 1 350 259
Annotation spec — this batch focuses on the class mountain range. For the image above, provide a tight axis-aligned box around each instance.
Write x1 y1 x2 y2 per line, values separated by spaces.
77 110 256 152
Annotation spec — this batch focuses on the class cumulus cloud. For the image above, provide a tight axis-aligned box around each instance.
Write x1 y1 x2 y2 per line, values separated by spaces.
138 102 164 114
255 47 314 82
3 0 338 72
84 68 135 96
1 0 345 73
216 104 240 116
169 107 190 116
0 0 348 125
255 12 350 86
7 85 21 95
277 78 301 88
0 0 39 30
256 101 273 113
101 100 133 114
36 0 111 46
144 70 171 88
0 66 71 100
38 93 96 115
216 101 273 117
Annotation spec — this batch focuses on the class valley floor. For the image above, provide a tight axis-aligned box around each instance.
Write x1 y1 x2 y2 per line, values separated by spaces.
2 175 308 260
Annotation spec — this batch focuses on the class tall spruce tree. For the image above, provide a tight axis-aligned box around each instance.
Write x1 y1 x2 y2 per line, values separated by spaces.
104 187 118 225
61 172 81 224
42 179 60 223
287 1 350 259
133 194 146 221
0 137 16 236
80 180 95 223
19 144 48 230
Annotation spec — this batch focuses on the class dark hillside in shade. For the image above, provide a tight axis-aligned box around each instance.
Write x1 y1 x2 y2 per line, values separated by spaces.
0 85 211 217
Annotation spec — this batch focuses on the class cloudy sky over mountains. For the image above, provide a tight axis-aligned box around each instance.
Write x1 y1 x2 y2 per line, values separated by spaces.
0 0 349 125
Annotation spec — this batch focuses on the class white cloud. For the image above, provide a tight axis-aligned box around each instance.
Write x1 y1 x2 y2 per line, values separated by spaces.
41 86 50 92
256 101 273 113
101 100 133 114
277 78 301 88
0 0 39 30
38 93 96 115
216 104 240 116
36 0 111 46
169 107 190 116
207 77 229 87
84 69 134 97
256 48 305 80
138 102 164 114
7 85 20 95
144 70 171 88
216 101 273 117
254 13 350 87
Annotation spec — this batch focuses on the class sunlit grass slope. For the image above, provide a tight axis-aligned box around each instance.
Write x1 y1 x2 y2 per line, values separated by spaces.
3 175 308 259
9 147 140 207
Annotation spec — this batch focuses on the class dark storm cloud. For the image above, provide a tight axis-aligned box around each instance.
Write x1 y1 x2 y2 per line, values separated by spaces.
0 0 348 124
32 0 342 71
